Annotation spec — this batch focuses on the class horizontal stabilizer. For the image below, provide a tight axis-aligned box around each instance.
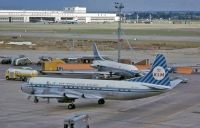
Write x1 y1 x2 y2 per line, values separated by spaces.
170 79 183 88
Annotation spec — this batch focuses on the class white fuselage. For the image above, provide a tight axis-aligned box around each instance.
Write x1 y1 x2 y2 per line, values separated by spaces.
92 60 139 77
22 77 167 100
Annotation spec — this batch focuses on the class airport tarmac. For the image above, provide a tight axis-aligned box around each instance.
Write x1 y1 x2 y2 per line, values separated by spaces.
0 48 200 65
0 63 200 128
0 48 200 128
1 31 200 42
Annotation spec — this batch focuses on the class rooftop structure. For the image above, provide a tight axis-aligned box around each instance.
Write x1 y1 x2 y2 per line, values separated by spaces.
64 6 86 13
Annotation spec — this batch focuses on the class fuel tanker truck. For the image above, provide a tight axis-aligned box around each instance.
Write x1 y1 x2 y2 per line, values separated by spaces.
5 67 38 81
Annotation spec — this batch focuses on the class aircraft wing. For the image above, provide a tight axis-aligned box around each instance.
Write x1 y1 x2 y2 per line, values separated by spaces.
41 70 118 79
64 90 103 99
31 89 81 99
30 89 103 99
31 93 80 99
42 70 112 75
31 94 64 98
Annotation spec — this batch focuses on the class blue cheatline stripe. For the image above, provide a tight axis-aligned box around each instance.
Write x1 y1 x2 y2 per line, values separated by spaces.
28 84 164 93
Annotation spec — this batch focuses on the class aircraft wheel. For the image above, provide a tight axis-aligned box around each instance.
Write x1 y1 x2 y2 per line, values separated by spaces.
72 104 76 109
5 76 10 80
22 77 27 82
68 104 75 109
120 76 125 80
98 99 105 104
34 97 39 103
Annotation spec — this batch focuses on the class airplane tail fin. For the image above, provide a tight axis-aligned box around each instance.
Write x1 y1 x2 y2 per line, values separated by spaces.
93 43 104 60
130 54 171 87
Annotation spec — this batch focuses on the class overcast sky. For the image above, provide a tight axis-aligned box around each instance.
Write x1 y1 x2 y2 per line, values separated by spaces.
0 0 199 11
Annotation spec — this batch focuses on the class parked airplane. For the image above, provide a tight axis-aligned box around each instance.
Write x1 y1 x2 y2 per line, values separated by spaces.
42 20 55 24
57 19 78 24
91 43 175 78
34 19 55 24
21 54 183 109
91 43 142 78
41 43 142 79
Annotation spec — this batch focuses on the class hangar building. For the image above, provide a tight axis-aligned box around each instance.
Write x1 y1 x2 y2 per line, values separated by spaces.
0 7 119 23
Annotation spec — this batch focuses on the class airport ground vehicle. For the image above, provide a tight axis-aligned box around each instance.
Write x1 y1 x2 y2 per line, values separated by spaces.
12 56 32 66
64 114 89 128
0 57 12 64
5 67 38 81
36 56 52 65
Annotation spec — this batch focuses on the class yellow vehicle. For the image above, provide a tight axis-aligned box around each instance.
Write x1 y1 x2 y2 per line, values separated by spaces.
5 67 38 81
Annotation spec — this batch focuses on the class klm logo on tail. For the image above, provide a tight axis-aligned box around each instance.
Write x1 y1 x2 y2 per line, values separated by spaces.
153 66 166 80
130 54 170 86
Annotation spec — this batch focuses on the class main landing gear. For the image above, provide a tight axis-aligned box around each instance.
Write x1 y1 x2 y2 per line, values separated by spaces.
68 103 76 109
98 98 105 105
67 99 105 110
34 97 39 103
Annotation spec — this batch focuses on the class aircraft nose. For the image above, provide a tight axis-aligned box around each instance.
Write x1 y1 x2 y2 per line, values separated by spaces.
21 83 28 92
21 84 25 92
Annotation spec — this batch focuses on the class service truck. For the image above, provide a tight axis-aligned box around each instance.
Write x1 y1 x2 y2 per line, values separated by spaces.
5 67 38 81
64 114 89 128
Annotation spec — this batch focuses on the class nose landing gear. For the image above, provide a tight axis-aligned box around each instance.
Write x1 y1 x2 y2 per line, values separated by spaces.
34 97 39 103
98 98 105 104
68 103 76 109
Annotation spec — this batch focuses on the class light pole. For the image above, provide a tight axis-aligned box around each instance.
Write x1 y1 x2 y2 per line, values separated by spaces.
115 2 124 62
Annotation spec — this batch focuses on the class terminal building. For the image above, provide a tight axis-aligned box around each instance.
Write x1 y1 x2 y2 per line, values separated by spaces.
0 7 119 23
